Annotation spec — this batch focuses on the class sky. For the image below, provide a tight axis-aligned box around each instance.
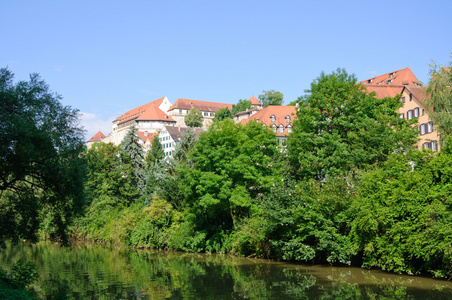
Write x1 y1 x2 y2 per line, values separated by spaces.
2 0 451 141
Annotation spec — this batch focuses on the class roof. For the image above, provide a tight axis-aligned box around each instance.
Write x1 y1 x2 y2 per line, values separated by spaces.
168 99 232 112
360 67 420 86
363 85 405 98
114 97 175 125
165 126 204 142
241 105 297 137
249 96 262 105
87 131 105 142
403 86 429 106
138 131 158 143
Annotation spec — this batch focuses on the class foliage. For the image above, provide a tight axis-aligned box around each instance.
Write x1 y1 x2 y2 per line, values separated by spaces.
185 120 282 244
184 108 203 128
121 124 146 195
287 68 417 180
213 107 232 122
425 57 452 144
146 135 164 166
258 90 284 107
351 151 452 278
231 99 252 115
0 261 39 299
0 67 86 245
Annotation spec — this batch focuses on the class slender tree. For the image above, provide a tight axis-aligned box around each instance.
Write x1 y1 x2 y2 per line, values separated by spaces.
121 124 146 195
146 135 164 166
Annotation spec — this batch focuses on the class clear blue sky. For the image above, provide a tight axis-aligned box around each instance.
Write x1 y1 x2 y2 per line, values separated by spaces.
2 0 451 140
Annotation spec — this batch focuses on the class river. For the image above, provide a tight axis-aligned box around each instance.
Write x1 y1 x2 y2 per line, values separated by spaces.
1 241 452 299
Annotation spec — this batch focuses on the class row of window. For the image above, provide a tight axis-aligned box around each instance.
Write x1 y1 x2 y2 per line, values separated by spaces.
164 151 172 156
418 122 434 135
423 141 438 152
271 124 292 134
177 109 214 117
163 142 172 149
159 135 170 142
270 115 291 123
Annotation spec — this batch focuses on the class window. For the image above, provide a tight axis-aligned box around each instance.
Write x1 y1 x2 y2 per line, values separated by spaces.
409 93 412 101
401 97 405 103
287 125 292 134
179 109 182 114
389 72 395 78
272 124 276 133
422 109 425 115
423 141 438 151
414 107 419 118
368 79 373 84
210 112 214 116
407 110 413 120
271 115 275 123
285 115 291 123
400 113 404 119
432 141 438 152
278 125 284 134
420 124 426 135
428 122 433 133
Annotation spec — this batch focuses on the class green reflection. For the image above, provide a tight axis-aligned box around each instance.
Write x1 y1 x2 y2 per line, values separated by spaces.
1 242 452 299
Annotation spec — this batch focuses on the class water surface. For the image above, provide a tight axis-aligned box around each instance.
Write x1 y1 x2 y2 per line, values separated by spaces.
1 241 452 299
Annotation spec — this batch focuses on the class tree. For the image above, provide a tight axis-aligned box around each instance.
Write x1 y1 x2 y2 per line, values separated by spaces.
213 107 232 122
287 68 418 180
425 58 452 146
258 90 284 107
146 135 164 165
0 67 86 244
184 108 203 128
121 124 146 195
231 99 252 115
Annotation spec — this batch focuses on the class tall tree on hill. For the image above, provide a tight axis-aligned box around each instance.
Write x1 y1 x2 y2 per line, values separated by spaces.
146 135 164 166
287 68 418 180
121 124 146 195
185 108 203 128
213 107 232 122
425 57 452 149
259 90 284 107
231 99 252 115
0 67 86 245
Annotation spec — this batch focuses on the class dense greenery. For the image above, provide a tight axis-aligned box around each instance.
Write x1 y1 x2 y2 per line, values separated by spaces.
258 90 284 107
231 98 252 115
0 67 86 245
184 108 203 127
213 107 232 122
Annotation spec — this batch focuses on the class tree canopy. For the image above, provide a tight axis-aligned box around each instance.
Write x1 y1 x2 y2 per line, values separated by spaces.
213 107 232 122
184 108 203 128
0 67 86 244
287 68 417 180
258 90 284 107
146 135 164 165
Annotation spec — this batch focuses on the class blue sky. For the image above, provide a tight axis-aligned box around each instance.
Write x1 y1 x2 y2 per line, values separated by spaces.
2 0 451 140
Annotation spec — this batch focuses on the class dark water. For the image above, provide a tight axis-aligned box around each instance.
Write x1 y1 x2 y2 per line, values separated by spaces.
1 242 452 299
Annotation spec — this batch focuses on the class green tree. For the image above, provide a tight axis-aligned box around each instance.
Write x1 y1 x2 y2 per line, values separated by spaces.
231 99 252 115
185 120 282 247
0 67 86 245
146 135 164 166
184 108 203 128
213 107 232 122
425 57 452 147
287 68 417 180
121 125 146 195
258 90 284 107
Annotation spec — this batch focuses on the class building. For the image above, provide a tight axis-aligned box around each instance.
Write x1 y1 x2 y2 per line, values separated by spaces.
167 99 233 128
241 105 297 145
361 68 439 151
233 96 264 123
159 125 204 158
109 97 175 146
86 131 106 149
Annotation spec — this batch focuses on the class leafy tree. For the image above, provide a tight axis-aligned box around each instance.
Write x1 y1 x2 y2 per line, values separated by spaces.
231 99 252 115
425 57 452 146
146 135 164 166
121 125 146 195
213 107 232 122
185 120 282 245
287 68 418 180
0 67 86 244
184 108 203 128
258 90 284 107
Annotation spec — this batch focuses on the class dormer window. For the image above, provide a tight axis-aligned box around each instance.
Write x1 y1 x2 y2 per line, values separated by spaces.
367 79 373 84
287 125 292 134
389 72 395 78
285 115 291 123
278 125 284 134
270 115 276 123
272 124 276 133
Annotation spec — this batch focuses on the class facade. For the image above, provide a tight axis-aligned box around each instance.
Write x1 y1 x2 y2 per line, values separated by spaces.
159 126 204 158
241 105 297 145
109 97 176 146
362 68 439 151
167 99 233 128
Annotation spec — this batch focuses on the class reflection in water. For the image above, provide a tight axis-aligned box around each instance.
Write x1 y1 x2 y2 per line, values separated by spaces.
1 241 452 299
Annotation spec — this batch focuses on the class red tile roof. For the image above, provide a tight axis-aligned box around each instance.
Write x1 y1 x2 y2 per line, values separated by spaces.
360 67 420 86
115 97 175 124
138 131 158 143
363 85 405 98
249 96 262 105
241 106 297 137
168 99 232 112
88 131 105 142
403 86 429 106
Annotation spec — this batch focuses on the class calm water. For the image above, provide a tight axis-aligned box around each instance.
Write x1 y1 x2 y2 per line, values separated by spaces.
1 241 452 299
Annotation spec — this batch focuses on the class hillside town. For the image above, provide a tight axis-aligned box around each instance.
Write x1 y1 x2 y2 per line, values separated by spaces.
87 67 439 153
